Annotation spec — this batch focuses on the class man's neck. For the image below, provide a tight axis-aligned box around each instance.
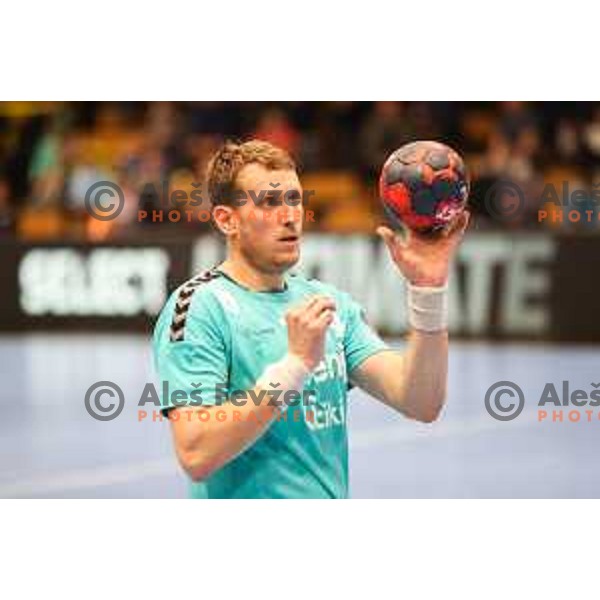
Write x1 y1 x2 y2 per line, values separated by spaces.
218 258 286 292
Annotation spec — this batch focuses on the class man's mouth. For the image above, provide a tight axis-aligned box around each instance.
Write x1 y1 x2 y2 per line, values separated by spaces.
278 234 299 242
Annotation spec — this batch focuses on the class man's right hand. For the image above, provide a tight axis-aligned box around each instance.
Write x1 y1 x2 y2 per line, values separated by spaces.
285 295 336 371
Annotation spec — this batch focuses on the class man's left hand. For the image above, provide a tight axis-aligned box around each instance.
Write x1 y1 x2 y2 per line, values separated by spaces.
376 211 470 287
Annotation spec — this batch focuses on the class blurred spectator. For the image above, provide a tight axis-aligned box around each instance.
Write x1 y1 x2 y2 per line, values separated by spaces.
2 100 600 239
478 126 542 228
301 101 361 171
555 117 580 162
83 103 142 170
186 134 220 183
359 101 416 180
66 143 112 213
498 101 537 143
582 106 600 161
144 101 185 171
510 127 540 183
0 177 14 235
187 102 238 136
253 107 300 157
408 102 440 140
2 114 46 204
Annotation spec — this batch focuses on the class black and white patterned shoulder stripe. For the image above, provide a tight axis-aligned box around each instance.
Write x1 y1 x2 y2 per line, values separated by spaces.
169 268 221 342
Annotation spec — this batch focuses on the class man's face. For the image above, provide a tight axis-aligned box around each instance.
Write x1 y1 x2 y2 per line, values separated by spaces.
229 163 304 274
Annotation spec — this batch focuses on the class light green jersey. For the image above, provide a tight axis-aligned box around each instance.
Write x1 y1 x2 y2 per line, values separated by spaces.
152 268 388 498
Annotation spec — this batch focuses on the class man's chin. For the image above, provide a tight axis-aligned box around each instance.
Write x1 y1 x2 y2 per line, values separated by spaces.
272 249 300 272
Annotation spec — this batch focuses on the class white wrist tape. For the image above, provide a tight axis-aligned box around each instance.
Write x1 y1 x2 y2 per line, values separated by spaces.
407 283 448 332
255 353 310 400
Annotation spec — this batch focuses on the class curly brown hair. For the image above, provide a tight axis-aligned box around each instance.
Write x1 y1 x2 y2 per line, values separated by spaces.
206 140 296 206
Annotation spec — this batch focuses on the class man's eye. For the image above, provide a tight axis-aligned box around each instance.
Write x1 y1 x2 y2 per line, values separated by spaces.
265 197 280 207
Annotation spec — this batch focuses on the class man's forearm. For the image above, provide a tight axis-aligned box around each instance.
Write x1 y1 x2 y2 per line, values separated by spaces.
397 282 449 420
395 328 448 422
368 209 468 421
170 353 309 481
170 394 281 481
350 327 448 423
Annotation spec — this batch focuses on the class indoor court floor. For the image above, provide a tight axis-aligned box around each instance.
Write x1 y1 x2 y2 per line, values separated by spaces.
0 334 598 498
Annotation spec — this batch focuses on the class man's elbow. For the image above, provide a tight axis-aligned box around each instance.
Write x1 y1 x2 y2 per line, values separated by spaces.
415 405 442 423
177 448 217 482
411 390 446 423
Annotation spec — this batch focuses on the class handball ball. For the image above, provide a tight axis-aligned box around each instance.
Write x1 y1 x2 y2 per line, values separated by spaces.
379 140 469 234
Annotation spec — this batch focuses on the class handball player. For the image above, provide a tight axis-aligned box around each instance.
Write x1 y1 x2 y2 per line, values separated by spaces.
152 140 470 498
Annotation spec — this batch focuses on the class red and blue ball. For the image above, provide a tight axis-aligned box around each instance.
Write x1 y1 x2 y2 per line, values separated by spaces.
379 140 469 234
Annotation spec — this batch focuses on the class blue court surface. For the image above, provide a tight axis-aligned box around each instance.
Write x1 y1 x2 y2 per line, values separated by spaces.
0 334 598 498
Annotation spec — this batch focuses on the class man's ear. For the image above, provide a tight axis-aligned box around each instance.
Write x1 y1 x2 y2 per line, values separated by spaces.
212 205 237 235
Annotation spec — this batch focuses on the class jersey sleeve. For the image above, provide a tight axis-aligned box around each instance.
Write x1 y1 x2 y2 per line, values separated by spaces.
152 286 230 413
342 294 390 376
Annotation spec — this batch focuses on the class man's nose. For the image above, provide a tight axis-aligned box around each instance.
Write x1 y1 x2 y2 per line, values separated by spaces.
277 204 303 226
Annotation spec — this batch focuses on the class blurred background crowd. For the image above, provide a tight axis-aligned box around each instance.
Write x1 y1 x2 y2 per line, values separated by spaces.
1 101 599 241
